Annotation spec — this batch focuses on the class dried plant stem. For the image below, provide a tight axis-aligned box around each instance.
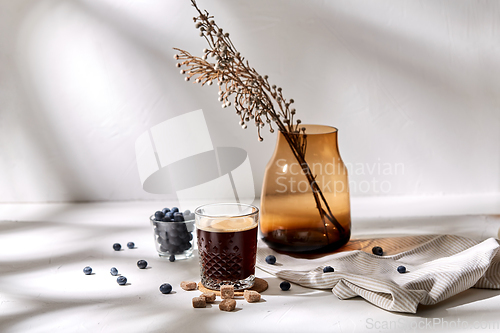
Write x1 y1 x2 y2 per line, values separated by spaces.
280 132 346 240
174 0 347 242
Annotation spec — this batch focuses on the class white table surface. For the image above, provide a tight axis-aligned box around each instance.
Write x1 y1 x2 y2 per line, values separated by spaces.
1 195 500 333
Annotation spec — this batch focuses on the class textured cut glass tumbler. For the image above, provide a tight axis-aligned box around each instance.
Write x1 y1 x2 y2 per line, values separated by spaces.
195 203 258 291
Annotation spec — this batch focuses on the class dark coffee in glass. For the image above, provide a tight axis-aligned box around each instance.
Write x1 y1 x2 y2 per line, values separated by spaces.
195 203 259 290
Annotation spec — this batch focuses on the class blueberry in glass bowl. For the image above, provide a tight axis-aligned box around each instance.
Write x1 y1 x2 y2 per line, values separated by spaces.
150 207 195 260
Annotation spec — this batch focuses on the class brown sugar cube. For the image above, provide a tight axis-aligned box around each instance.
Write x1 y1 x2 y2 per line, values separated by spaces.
219 298 236 312
243 290 261 303
180 281 197 291
220 285 234 299
192 296 206 308
201 292 216 303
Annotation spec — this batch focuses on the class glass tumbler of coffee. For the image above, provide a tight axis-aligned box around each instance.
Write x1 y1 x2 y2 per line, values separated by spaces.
195 203 259 291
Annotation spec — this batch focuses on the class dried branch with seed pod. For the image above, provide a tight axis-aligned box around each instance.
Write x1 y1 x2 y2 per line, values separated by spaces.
173 0 346 239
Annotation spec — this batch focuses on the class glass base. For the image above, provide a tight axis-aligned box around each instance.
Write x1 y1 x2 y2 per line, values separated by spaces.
158 248 194 260
262 230 351 253
201 274 255 291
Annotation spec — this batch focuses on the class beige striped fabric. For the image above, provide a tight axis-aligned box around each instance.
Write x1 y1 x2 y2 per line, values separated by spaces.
256 235 500 313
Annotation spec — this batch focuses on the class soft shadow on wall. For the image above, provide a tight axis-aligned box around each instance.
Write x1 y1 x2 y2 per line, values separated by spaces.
1 0 499 202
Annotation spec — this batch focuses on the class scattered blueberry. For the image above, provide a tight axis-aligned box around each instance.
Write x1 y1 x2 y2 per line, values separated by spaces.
154 211 165 221
83 266 92 275
397 265 406 274
372 246 383 256
110 267 118 276
162 208 171 214
137 260 148 269
265 255 276 265
127 242 135 249
323 266 334 273
169 254 176 262
280 281 291 291
159 283 173 294
117 276 127 285
113 243 121 251
171 207 179 213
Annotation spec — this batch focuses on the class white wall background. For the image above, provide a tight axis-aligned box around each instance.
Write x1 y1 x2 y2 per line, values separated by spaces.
1 0 499 203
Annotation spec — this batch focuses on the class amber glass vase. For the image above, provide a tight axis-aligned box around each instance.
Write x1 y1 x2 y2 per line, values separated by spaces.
260 125 351 253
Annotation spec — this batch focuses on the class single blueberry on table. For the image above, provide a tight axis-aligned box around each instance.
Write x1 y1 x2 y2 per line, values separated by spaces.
110 267 118 276
171 207 179 213
397 265 406 274
137 260 148 269
372 246 383 256
323 266 335 273
117 276 127 285
113 243 121 251
265 255 276 265
83 266 92 275
162 208 170 214
169 254 176 262
280 281 291 291
160 283 172 294
155 211 165 221
127 242 135 249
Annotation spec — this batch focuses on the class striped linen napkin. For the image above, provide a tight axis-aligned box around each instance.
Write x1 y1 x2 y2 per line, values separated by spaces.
256 234 500 313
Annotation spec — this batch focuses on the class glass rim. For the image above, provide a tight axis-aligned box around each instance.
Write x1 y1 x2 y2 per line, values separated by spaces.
194 203 259 218
149 215 195 222
279 124 338 135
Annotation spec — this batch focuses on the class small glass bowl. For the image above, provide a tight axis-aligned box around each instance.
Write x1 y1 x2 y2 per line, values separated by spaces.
150 215 195 260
